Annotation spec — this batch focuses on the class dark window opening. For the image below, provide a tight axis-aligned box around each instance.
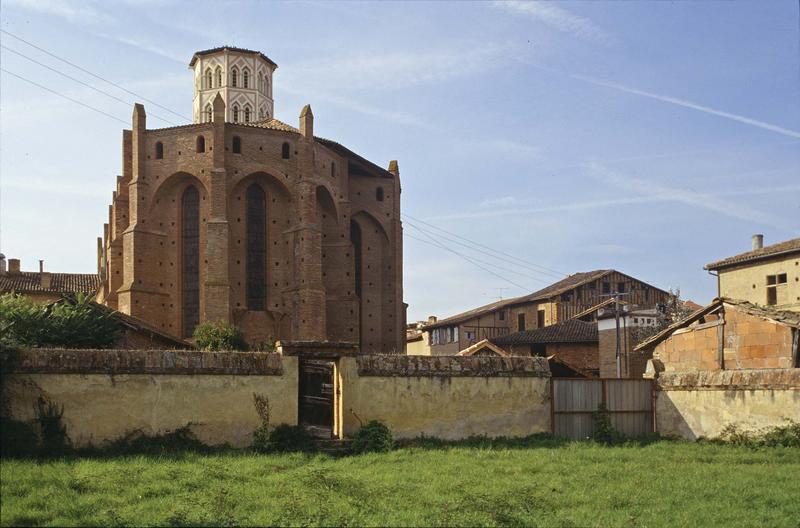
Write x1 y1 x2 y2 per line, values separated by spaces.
281 142 290 159
560 293 572 302
232 136 241 154
618 282 626 293
376 187 384 201
532 343 547 357
246 184 267 310
767 287 777 306
517 313 526 332
155 142 163 159
498 310 506 321
537 309 545 328
196 136 205 153
602 282 611 294
181 186 200 337
350 220 362 298
331 162 336 178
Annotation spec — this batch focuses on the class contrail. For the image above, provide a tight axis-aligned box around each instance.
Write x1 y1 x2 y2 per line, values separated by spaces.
572 74 800 139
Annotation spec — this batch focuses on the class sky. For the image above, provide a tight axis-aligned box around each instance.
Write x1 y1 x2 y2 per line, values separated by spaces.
1 0 798 323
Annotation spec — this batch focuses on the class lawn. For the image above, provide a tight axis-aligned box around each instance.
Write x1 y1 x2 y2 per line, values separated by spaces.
1 439 799 527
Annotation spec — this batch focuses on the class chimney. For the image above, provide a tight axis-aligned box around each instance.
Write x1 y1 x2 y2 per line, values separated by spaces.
752 234 764 251
39 260 44 273
0 254 6 274
299 104 313 139
8 258 20 274
427 315 438 324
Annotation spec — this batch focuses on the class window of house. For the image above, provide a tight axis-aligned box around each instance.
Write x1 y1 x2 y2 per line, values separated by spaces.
498 310 506 321
232 136 241 154
215 67 222 88
244 106 251 123
331 162 336 178
376 187 384 201
517 313 526 332
561 293 571 302
532 343 547 357
766 273 787 306
243 69 249 89
281 142 290 159
233 105 239 123
602 282 611 294
231 67 238 87
465 330 476 341
196 136 205 153
155 142 163 159
618 282 626 293
205 68 212 89
205 105 212 122
537 309 545 328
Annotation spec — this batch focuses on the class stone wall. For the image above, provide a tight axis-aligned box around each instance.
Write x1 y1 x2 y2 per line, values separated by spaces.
655 369 800 439
1 348 296 448
340 355 551 439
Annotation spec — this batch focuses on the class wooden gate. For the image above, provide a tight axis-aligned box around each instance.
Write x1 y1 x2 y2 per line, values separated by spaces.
299 359 335 438
551 378 654 440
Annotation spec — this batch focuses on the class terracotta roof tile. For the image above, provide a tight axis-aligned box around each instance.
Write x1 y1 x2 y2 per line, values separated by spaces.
0 272 99 295
189 46 277 68
705 237 800 270
492 319 598 346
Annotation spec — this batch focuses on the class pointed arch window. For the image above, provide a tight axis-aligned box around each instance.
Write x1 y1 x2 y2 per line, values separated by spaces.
263 75 269 94
231 67 238 87
205 104 212 123
243 68 250 89
205 68 212 89
155 141 164 159
232 135 242 154
215 66 222 88
196 135 205 153
181 186 200 337
350 220 362 298
244 106 251 123
281 142 290 159
331 162 336 178
233 104 239 123
246 183 267 310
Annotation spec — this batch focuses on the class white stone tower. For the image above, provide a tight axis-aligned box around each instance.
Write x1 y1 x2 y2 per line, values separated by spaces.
189 46 277 124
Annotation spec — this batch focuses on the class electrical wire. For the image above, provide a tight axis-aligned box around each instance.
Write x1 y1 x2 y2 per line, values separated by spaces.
0 29 191 122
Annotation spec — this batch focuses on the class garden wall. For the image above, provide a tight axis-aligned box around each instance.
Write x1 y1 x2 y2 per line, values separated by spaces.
340 355 551 439
655 369 800 439
1 348 298 448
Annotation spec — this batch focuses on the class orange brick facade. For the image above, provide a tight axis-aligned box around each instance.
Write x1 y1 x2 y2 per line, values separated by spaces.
96 99 404 353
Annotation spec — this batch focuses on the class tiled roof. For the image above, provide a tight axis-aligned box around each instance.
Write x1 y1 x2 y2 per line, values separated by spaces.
633 297 800 351
457 339 510 357
315 137 395 179
492 319 598 346
705 238 800 270
189 46 277 68
0 272 99 295
424 270 612 330
245 118 299 133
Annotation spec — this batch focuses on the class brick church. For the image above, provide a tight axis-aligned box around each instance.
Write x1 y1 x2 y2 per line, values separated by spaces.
95 47 405 353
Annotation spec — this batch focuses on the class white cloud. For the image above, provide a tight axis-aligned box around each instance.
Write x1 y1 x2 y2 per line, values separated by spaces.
479 195 520 208
494 0 613 44
4 0 114 24
572 74 800 140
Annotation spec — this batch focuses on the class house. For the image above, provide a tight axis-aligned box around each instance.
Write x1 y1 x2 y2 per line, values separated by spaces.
406 320 432 355
597 307 660 378
635 297 800 372
491 319 599 377
0 256 99 303
456 339 510 357
422 269 669 356
705 235 800 312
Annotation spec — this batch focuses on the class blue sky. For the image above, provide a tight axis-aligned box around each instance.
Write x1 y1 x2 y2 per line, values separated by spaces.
1 0 798 322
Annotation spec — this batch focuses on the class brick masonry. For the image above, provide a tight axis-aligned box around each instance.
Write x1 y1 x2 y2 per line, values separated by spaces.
356 354 550 377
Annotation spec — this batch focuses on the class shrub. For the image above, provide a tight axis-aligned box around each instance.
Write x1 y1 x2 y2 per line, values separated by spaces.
717 420 800 448
351 420 394 454
102 426 209 455
261 424 315 453
0 417 38 458
592 403 619 444
34 396 70 456
251 393 272 453
0 293 120 349
250 340 277 353
193 321 247 351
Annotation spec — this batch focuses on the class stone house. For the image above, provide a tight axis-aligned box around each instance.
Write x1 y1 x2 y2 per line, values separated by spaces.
0 256 99 304
635 298 800 372
491 319 599 377
95 47 404 353
705 235 799 312
422 269 669 356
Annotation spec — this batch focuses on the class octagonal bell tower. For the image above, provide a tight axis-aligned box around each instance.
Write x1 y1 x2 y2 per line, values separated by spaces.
189 46 277 124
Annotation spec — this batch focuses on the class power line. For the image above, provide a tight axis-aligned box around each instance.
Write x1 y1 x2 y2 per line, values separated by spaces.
404 223 531 291
402 212 567 278
0 68 129 125
1 45 179 126
404 219 552 284
0 29 191 122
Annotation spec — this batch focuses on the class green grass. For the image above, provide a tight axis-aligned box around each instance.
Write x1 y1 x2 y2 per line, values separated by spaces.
2 439 799 527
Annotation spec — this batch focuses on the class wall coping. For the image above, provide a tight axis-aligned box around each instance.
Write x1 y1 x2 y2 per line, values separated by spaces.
355 355 551 378
1 348 284 376
277 341 360 358
657 368 800 391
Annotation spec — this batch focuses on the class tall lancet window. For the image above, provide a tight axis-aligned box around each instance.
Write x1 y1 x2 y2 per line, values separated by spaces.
181 186 200 337
215 66 222 88
231 67 238 87
243 68 249 89
246 184 267 310
205 104 212 123
205 68 212 89
350 220 362 298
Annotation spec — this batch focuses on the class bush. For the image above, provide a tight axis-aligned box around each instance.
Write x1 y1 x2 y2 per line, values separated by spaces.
34 396 70 456
351 420 394 454
717 420 800 448
260 424 315 453
193 321 247 351
102 426 210 455
592 403 619 444
0 417 38 458
0 293 120 349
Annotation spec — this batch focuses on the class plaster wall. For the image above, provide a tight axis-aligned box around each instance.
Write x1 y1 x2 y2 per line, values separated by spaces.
718 255 800 312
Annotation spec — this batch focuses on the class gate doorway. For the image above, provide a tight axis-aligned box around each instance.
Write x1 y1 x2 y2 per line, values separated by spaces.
299 359 336 438
551 378 654 440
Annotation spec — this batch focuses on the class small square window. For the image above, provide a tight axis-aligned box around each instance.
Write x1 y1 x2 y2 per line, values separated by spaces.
777 273 787 284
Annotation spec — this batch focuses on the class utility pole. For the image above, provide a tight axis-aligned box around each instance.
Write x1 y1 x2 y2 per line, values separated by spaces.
600 291 632 378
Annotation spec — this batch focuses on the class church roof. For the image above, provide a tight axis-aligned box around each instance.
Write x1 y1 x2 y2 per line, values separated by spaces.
0 271 99 295
189 46 278 68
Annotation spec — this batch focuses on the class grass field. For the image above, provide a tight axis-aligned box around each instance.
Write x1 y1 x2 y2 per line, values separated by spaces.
2 438 799 527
